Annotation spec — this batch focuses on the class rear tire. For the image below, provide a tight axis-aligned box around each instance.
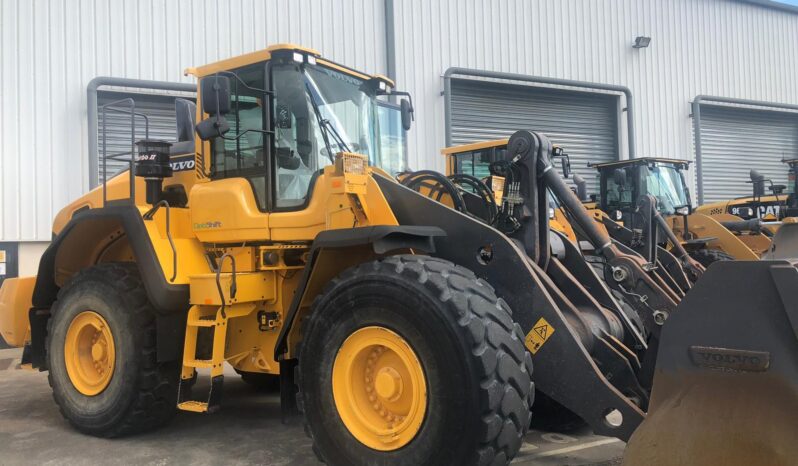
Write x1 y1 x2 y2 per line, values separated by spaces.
47 263 179 437
689 248 734 268
297 255 534 466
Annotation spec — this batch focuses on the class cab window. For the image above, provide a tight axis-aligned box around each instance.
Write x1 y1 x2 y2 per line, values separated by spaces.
375 102 407 175
603 168 633 212
209 64 269 208
453 147 507 180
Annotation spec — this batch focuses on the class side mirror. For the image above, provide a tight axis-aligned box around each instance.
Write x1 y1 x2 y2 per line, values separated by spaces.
552 147 571 178
195 116 230 141
560 154 571 178
201 76 231 116
613 168 627 188
750 169 765 197
400 98 414 131
573 173 587 201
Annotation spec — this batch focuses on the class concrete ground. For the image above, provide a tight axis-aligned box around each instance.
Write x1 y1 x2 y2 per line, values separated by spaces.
0 348 624 465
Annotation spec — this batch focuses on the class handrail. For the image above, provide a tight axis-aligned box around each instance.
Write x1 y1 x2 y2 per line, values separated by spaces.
87 77 196 189
100 98 149 206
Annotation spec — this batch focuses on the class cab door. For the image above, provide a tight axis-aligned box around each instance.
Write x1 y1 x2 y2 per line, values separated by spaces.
190 63 272 243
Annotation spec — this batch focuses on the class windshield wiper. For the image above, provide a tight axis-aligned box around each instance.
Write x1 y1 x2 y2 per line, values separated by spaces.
305 83 351 162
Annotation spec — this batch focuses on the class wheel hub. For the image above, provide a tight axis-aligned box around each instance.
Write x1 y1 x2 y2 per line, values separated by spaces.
374 366 403 401
332 326 427 451
64 311 116 396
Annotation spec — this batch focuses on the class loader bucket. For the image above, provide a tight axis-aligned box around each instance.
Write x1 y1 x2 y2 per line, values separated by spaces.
623 260 798 466
762 220 798 260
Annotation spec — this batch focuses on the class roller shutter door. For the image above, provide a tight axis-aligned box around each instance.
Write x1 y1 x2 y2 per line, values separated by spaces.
699 105 798 203
450 78 619 193
97 91 192 183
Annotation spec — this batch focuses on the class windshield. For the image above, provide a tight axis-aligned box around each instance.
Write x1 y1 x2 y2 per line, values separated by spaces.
271 63 405 208
642 165 689 214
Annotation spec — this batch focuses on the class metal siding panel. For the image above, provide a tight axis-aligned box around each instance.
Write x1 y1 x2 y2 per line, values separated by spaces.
451 79 618 193
699 105 798 203
3 0 798 241
393 0 798 193
1 0 385 241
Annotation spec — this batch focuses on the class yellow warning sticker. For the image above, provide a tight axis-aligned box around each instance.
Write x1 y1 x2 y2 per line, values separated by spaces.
525 317 555 355
0 251 5 262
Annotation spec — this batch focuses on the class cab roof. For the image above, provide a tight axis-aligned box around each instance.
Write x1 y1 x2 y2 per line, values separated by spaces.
185 43 392 87
590 157 691 170
441 139 508 155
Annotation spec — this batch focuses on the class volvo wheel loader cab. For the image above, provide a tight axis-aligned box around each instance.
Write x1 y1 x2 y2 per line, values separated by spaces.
0 45 535 465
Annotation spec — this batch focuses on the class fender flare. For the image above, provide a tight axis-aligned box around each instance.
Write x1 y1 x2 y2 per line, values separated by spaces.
33 204 189 312
273 225 445 360
25 205 190 368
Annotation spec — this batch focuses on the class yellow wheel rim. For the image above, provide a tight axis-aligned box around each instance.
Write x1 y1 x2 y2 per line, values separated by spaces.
64 311 116 396
332 326 427 451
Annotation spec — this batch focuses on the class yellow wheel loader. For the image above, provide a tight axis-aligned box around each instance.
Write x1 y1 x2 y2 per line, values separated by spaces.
696 158 798 258
0 45 535 465
441 140 704 290
590 158 763 264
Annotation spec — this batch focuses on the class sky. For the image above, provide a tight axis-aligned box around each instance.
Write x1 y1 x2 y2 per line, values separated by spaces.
773 0 798 5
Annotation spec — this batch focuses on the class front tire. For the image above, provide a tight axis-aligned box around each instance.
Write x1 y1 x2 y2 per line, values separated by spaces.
47 263 179 437
297 255 534 466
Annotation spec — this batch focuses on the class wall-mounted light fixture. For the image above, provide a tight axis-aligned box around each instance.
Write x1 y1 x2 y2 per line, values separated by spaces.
633 36 651 48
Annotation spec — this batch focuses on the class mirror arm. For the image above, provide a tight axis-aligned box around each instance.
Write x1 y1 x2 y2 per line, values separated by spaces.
386 90 415 120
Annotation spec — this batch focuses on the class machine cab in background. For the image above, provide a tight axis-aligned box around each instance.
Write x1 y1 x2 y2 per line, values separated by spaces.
187 45 410 243
592 158 692 221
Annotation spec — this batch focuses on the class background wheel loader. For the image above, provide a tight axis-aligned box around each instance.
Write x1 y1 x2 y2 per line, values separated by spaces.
695 158 798 259
440 140 704 288
589 157 776 264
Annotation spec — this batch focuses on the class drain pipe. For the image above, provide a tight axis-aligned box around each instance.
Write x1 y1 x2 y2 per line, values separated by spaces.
87 77 196 189
442 68 636 159
383 0 397 84
692 95 798 205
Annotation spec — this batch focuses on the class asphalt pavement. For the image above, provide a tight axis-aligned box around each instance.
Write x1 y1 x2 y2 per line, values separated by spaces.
0 348 624 465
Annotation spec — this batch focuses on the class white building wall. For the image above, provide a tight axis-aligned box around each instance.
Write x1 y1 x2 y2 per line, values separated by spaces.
393 0 798 175
2 0 798 244
0 0 386 242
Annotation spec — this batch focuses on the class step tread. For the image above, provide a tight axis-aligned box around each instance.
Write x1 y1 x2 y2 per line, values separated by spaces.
178 401 209 413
